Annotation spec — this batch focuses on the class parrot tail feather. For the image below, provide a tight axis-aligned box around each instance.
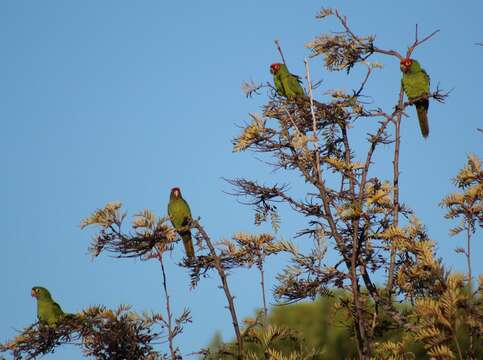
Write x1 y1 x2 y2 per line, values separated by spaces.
181 231 195 260
416 99 429 138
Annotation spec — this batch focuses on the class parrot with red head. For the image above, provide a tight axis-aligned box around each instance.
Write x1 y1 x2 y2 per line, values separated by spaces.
168 187 195 260
31 286 65 326
270 63 305 99
400 58 430 138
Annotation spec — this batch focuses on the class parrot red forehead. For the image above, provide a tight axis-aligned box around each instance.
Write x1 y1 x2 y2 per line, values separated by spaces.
400 58 413 66
171 187 181 192
270 63 281 70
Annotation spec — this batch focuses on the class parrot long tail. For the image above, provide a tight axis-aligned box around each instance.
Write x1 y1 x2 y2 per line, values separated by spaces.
181 231 195 259
415 99 429 138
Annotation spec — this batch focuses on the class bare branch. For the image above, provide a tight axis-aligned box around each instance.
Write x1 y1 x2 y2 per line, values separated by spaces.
191 220 245 360
274 39 287 65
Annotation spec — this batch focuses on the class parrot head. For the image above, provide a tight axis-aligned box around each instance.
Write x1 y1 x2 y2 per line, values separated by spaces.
31 286 52 300
170 187 182 199
400 58 422 73
270 63 282 74
400 58 413 73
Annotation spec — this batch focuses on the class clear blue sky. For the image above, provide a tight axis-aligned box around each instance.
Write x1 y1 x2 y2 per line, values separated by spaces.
1 1 482 358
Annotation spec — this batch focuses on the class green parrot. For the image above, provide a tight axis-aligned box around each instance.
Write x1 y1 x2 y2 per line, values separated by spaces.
168 187 195 260
31 286 65 326
400 58 430 138
270 63 305 99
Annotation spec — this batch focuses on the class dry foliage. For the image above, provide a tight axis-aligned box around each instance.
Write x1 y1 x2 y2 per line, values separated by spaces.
2 6 480 360
0 306 164 360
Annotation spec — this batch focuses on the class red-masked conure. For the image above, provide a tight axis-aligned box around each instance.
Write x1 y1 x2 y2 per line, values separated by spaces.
31 286 65 326
400 58 430 138
270 63 305 99
168 187 195 260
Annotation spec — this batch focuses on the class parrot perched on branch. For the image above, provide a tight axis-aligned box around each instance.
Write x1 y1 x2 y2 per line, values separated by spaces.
168 187 195 260
400 58 430 138
31 286 65 326
270 63 305 99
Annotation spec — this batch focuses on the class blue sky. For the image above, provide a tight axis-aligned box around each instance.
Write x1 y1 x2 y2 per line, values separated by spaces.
1 1 482 358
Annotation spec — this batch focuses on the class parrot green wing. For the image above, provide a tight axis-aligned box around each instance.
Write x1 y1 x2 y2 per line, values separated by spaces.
401 61 431 138
168 198 192 229
38 299 65 325
401 63 430 99
168 197 195 259
51 301 65 321
282 72 305 98
275 64 305 99
273 72 285 97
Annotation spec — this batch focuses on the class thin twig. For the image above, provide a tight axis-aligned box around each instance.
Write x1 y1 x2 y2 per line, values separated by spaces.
274 39 287 65
452 331 464 360
406 27 440 59
340 116 368 357
334 10 402 60
259 259 268 326
386 87 405 293
354 65 372 97
156 248 177 360
334 9 439 62
192 220 244 359
304 58 319 143
282 105 303 135
341 98 369 359
468 221 474 355
466 222 472 290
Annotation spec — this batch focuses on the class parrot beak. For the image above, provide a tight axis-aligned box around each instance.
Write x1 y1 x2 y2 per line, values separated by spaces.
400 64 407 73
31 289 36 298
